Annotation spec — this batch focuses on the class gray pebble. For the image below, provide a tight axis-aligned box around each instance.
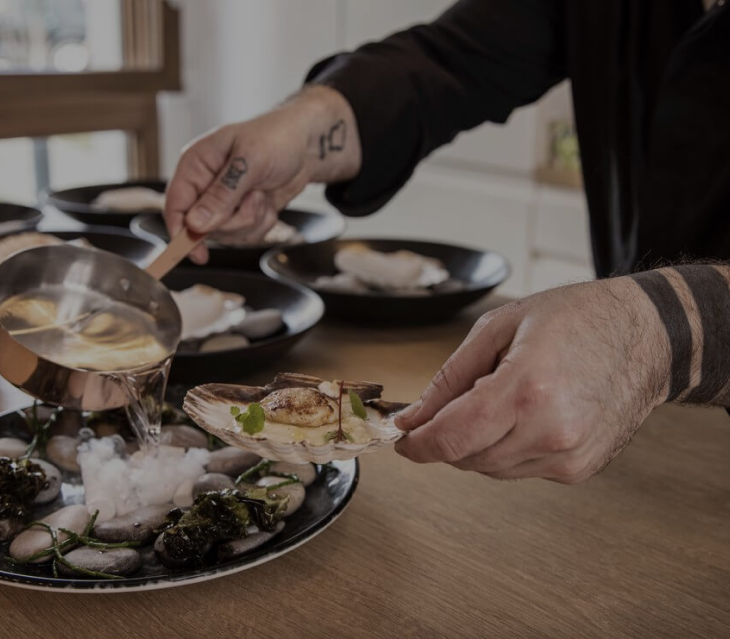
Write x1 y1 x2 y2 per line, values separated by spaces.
46 435 80 472
217 521 285 562
0 519 23 542
173 480 195 508
161 425 208 449
192 473 235 499
58 546 142 577
9 505 89 564
33 459 62 505
256 476 306 517
235 309 284 340
0 437 36 459
93 504 174 544
269 461 317 487
207 447 260 476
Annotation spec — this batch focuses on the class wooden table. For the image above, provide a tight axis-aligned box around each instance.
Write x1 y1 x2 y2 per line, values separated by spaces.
3 296 730 638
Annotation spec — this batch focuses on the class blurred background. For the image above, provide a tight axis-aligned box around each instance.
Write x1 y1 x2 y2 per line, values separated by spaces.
0 0 593 297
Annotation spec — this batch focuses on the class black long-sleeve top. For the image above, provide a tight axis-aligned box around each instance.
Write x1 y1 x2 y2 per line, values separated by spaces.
307 0 730 278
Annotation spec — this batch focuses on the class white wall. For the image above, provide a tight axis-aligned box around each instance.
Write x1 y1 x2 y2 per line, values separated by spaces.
159 0 594 297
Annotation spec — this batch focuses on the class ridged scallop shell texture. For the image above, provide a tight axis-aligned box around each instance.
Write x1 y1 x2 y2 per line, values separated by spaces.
183 373 409 464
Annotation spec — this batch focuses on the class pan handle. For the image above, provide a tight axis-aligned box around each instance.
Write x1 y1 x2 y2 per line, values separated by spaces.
145 228 205 280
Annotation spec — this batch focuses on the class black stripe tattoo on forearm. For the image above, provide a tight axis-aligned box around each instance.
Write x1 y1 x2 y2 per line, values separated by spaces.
674 265 730 404
630 271 692 401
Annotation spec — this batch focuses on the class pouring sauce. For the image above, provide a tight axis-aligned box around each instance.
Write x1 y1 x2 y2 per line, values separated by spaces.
0 283 174 452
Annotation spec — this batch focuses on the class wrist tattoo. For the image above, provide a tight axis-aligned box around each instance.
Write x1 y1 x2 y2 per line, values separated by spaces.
221 157 248 190
674 266 730 404
319 120 346 160
630 271 692 401
631 265 730 405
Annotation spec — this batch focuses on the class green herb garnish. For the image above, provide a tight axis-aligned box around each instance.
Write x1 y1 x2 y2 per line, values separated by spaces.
348 390 367 420
234 403 265 435
235 458 271 485
324 431 339 443
5 510 141 580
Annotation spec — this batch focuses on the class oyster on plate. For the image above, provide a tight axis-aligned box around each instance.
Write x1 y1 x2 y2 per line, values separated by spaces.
0 232 63 264
314 245 455 295
208 220 303 247
91 187 166 212
0 232 94 265
335 245 449 290
183 373 409 464
171 284 247 341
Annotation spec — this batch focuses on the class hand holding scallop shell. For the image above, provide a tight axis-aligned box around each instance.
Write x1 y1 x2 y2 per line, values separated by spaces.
183 373 409 464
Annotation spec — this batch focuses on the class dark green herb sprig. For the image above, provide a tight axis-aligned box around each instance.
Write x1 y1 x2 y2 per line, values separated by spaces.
20 401 56 459
4 510 141 580
235 458 272 485
234 459 301 492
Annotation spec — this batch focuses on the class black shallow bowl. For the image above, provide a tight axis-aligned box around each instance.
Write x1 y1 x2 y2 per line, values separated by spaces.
131 208 346 271
43 180 167 227
163 269 324 383
0 406 358 592
261 238 511 324
0 202 43 237
41 226 165 267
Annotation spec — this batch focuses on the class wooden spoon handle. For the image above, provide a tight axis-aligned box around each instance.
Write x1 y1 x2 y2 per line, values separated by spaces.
145 228 205 280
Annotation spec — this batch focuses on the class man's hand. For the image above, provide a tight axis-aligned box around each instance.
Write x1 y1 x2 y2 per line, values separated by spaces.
395 276 675 484
164 86 361 264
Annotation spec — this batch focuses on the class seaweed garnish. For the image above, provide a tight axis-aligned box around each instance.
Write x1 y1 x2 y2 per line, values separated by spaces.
0 457 47 521
159 487 290 566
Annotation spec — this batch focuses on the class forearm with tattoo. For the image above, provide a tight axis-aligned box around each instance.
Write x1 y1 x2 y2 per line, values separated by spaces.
288 85 361 183
630 265 730 406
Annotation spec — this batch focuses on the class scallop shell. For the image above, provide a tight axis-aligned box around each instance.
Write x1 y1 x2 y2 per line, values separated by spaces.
183 373 409 464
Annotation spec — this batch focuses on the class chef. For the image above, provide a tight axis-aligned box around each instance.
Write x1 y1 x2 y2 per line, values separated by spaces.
164 0 730 483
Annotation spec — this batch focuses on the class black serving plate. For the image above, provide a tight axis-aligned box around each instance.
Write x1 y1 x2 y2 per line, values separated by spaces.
0 202 43 237
41 227 165 268
43 180 167 227
0 405 357 593
262 238 511 324
163 269 324 383
131 208 346 271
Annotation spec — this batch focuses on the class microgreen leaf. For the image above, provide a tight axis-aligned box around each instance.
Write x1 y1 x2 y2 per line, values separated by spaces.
324 431 339 443
230 406 240 417
235 403 265 435
348 390 367 420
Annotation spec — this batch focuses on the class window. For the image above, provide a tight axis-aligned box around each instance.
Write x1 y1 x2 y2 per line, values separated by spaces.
0 0 180 199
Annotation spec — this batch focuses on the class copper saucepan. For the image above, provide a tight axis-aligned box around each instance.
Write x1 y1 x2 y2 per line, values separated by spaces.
0 230 200 410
